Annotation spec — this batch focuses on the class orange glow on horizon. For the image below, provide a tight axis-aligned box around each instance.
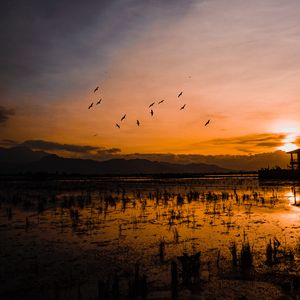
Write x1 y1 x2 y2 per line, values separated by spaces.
3 0 300 157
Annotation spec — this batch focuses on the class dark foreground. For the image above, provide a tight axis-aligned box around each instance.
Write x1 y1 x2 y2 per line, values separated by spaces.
1 175 300 299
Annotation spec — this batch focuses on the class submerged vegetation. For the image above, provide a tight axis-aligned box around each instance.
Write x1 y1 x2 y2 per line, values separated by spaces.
0 176 300 299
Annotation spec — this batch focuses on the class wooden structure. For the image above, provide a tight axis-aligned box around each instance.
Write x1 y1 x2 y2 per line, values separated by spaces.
288 148 300 170
258 148 300 180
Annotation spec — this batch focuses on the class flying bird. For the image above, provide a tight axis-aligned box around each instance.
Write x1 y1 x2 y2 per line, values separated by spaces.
158 100 165 104
150 109 154 116
94 86 99 93
121 114 126 121
180 104 186 110
96 99 102 105
116 123 120 128
137 120 140 126
205 119 210 126
149 102 155 108
178 91 183 98
88 102 93 109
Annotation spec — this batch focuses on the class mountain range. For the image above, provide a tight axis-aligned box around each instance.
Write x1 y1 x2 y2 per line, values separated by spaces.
0 146 229 174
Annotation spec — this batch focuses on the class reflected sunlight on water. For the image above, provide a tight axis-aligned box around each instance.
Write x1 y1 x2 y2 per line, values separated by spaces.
1 176 300 299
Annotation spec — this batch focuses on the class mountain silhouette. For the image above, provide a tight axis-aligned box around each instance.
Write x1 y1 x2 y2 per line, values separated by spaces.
0 146 48 164
0 147 229 174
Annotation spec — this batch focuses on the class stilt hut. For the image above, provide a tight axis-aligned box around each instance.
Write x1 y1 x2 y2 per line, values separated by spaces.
288 148 300 170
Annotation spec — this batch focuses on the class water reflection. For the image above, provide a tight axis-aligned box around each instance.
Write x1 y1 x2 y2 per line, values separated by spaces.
1 176 300 299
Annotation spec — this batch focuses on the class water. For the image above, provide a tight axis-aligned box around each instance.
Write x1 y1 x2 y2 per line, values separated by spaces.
0 175 300 299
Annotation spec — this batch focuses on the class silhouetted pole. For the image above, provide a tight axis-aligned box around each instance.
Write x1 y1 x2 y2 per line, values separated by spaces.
112 275 120 300
290 153 294 170
171 260 178 299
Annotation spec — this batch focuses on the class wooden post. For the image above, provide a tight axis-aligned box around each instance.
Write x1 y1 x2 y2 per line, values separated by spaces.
291 153 294 170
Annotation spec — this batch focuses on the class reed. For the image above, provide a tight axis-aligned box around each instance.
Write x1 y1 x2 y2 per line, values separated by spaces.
240 241 253 271
159 238 166 264
230 242 238 267
171 260 178 298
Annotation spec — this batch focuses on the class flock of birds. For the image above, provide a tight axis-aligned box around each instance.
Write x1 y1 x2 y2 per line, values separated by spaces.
88 86 210 129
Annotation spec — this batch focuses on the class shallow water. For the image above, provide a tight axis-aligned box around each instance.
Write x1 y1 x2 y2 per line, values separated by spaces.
1 175 300 299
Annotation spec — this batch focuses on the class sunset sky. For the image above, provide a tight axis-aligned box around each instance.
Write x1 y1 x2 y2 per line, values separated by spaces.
1 0 300 158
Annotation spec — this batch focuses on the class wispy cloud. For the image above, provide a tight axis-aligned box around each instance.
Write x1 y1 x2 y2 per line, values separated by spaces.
209 133 286 146
3 138 291 170
97 148 121 155
0 139 17 147
21 139 121 155
202 133 287 152
0 0 192 99
2 0 300 155
0 106 14 124
124 151 290 170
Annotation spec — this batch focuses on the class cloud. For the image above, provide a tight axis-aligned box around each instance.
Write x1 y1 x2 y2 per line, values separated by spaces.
0 106 14 124
97 148 121 155
208 133 286 147
185 133 293 155
21 139 120 155
198 133 287 152
84 147 122 160
0 0 192 99
0 139 17 147
120 151 290 171
235 148 255 154
255 141 283 147
5 138 291 170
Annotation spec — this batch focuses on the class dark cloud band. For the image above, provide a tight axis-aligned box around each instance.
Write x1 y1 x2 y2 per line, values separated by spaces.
209 133 286 147
0 106 15 124
21 139 120 154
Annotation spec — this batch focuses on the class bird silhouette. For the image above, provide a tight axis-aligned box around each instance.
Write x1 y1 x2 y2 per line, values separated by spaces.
180 104 186 110
158 100 165 104
94 86 99 93
121 114 126 121
149 102 155 108
137 120 140 126
88 102 93 109
116 123 120 128
205 119 210 126
178 91 183 98
96 99 102 105
150 110 154 116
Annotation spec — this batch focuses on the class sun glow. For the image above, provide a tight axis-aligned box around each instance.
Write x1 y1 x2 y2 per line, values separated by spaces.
271 120 299 134
278 133 298 152
273 125 299 152
279 142 298 152
280 132 297 151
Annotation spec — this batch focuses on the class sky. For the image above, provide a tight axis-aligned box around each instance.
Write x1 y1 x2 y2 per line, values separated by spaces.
1 0 300 159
